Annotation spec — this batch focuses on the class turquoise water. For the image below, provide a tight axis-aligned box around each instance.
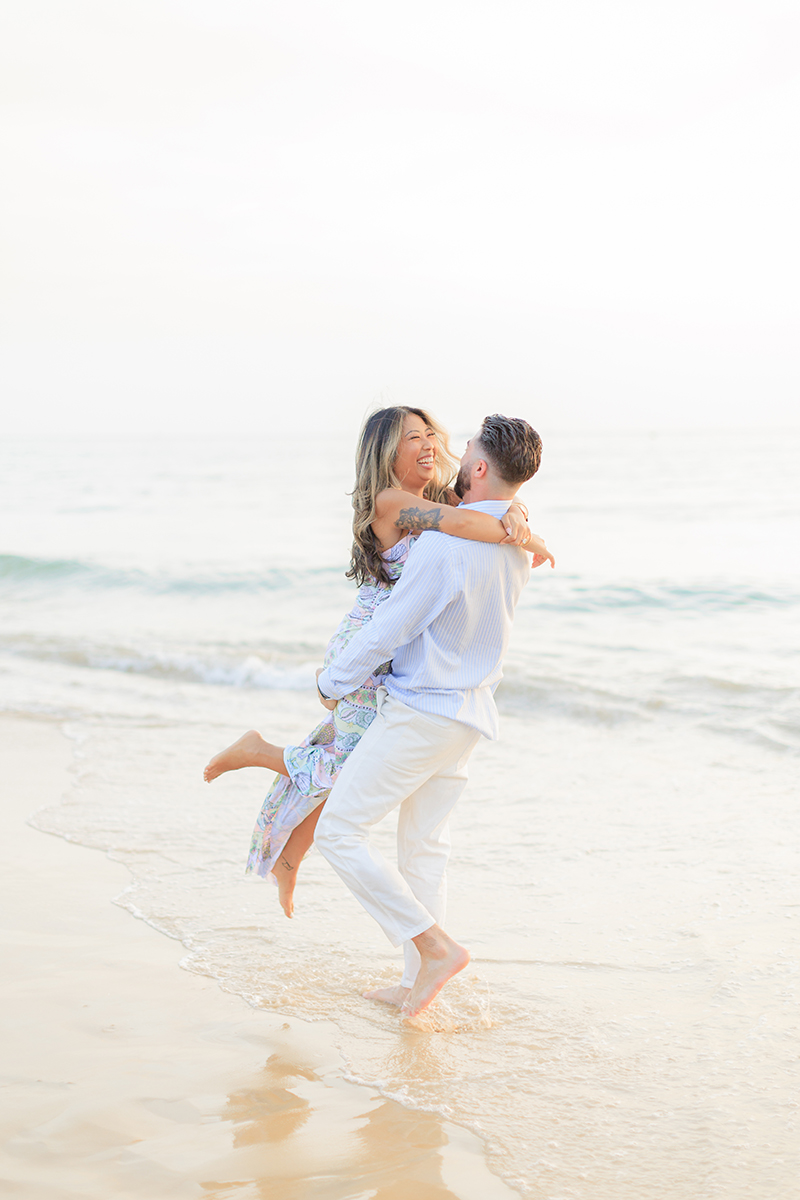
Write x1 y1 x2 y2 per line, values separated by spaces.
3 428 799 748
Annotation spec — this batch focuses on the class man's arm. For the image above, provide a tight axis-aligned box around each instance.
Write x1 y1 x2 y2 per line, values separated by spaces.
317 534 458 701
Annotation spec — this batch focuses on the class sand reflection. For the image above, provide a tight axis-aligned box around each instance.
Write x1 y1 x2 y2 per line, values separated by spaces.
200 1045 514 1200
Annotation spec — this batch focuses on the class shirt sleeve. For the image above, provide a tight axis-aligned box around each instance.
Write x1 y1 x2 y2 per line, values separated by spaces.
317 533 459 700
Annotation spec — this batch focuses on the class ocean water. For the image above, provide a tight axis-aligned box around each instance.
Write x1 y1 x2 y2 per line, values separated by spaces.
3 427 799 1198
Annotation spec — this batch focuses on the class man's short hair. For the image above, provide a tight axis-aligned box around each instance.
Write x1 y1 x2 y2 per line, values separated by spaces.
476 414 542 485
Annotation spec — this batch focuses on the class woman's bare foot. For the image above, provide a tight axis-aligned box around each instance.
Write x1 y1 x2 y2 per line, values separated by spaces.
203 730 288 783
271 852 298 918
401 926 470 1018
363 984 411 1007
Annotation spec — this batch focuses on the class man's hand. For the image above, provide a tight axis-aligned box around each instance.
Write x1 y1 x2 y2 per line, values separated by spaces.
316 668 337 710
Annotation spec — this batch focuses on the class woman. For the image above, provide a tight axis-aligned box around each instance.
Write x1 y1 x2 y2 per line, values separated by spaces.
204 406 553 918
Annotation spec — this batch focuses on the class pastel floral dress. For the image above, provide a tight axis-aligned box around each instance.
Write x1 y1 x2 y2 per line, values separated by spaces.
246 532 418 878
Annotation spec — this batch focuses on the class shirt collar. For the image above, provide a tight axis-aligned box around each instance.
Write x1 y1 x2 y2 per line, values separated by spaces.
457 499 513 517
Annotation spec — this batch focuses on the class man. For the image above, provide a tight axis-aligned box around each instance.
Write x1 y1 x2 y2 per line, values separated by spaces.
314 414 548 1018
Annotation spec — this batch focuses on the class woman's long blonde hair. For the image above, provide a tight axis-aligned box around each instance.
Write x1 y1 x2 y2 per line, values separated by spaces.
347 406 458 587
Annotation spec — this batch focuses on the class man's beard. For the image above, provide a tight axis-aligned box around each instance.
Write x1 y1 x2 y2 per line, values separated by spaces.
454 464 471 499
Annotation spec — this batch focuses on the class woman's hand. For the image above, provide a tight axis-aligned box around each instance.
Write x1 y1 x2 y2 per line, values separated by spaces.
315 668 337 711
499 508 531 545
526 535 555 569
499 510 555 568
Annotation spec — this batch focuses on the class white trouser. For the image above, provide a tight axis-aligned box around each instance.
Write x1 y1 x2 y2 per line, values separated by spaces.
315 689 480 987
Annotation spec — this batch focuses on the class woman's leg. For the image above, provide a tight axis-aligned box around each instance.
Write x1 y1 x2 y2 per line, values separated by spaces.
270 803 326 917
205 729 289 787
204 731 288 783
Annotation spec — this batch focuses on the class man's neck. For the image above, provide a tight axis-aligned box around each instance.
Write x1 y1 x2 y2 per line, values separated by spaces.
460 487 515 505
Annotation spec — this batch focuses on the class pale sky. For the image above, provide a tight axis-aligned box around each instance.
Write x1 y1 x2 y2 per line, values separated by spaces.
2 0 798 436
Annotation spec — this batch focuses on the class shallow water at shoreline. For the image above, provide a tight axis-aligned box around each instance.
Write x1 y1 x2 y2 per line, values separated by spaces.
28 698 800 1199
2 715 518 1200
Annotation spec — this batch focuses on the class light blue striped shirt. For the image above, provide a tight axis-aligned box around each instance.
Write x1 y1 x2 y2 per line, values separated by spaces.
317 500 530 739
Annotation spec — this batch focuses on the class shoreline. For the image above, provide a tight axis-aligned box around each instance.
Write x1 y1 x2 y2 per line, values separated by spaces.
0 713 518 1200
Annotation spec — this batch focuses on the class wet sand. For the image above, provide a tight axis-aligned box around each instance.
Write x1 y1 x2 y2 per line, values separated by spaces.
0 715 518 1200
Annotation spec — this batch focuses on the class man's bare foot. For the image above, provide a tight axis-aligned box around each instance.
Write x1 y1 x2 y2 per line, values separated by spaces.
401 926 470 1018
203 730 287 782
363 984 411 1007
271 853 298 918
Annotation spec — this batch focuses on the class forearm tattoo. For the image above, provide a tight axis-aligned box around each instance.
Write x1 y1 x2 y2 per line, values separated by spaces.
395 505 443 532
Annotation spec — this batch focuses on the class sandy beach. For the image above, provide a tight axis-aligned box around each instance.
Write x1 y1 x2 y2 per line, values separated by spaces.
0 715 518 1200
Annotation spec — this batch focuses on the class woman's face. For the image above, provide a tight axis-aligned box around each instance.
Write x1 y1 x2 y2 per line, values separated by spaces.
393 412 438 492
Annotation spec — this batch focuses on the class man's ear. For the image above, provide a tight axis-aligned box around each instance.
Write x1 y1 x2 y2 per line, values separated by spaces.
474 458 489 478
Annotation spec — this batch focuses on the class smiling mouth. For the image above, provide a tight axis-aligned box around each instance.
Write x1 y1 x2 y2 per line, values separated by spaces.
417 455 435 468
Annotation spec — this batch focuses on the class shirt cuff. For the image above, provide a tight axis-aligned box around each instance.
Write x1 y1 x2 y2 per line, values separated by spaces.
316 668 339 700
